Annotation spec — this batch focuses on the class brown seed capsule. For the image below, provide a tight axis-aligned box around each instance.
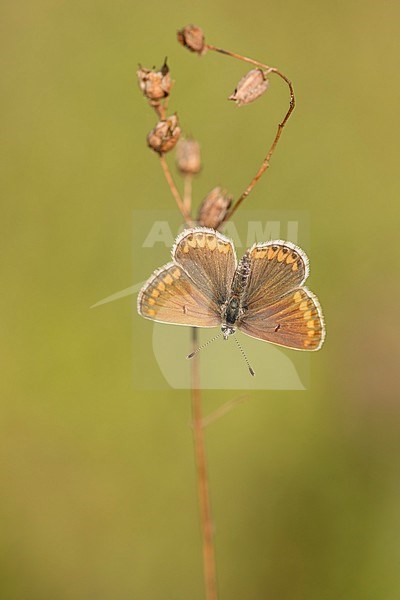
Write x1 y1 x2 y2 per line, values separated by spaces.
175 138 201 175
177 24 206 56
147 115 181 154
197 187 233 229
137 60 171 102
229 68 269 107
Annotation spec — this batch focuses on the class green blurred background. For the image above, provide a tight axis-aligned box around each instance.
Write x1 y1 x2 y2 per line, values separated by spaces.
2 1 399 598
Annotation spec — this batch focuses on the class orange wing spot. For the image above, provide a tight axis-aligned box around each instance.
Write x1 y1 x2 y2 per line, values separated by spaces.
286 254 296 264
172 268 181 279
151 289 160 298
164 274 173 285
146 308 156 316
187 235 196 248
157 281 166 292
307 329 315 337
147 297 156 306
195 233 206 248
255 248 267 258
303 310 312 320
304 339 312 348
293 291 302 303
277 249 286 262
218 241 230 254
299 301 308 311
206 235 217 250
292 262 299 272
267 247 278 260
183 245 190 253
307 320 315 329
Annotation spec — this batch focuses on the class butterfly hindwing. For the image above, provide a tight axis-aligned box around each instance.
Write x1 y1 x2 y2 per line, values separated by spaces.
239 286 325 350
173 227 237 308
137 262 221 328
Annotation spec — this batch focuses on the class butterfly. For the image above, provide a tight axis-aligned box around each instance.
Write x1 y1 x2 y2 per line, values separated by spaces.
137 227 325 370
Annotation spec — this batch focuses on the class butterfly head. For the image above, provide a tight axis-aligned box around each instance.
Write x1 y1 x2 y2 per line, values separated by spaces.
221 324 236 340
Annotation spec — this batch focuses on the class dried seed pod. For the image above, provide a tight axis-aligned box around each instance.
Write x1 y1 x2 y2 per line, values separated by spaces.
229 68 269 107
176 138 201 175
177 24 206 55
147 115 181 154
197 187 233 229
137 59 171 102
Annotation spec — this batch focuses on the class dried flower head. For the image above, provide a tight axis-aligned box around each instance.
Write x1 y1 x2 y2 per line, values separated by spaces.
177 24 206 56
137 59 172 102
229 68 269 107
197 186 232 229
176 138 201 175
147 115 181 154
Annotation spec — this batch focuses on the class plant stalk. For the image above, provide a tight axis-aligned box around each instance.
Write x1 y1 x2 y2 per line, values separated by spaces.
191 327 218 600
159 154 195 225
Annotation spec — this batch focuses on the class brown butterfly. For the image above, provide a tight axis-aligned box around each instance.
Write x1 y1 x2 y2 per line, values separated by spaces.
138 227 325 373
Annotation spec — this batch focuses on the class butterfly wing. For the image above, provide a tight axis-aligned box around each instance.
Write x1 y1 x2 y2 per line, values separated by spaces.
238 241 325 350
137 262 221 327
173 227 237 308
241 240 308 306
240 286 325 350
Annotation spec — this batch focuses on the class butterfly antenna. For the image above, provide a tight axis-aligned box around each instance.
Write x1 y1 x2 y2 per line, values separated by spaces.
234 336 255 376
186 332 223 359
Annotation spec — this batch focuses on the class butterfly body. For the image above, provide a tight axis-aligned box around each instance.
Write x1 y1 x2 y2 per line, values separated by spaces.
219 253 250 337
138 227 325 352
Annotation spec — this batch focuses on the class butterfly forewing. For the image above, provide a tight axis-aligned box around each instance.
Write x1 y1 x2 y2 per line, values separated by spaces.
173 228 237 308
138 262 220 328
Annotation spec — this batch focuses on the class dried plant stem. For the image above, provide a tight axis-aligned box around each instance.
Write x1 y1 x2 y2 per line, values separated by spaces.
153 96 170 120
159 154 195 225
154 103 166 120
191 327 218 600
205 44 295 222
183 174 193 213
201 394 250 428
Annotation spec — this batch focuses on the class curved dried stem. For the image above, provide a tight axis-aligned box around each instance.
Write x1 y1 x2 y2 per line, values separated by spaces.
159 154 195 225
205 44 295 222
